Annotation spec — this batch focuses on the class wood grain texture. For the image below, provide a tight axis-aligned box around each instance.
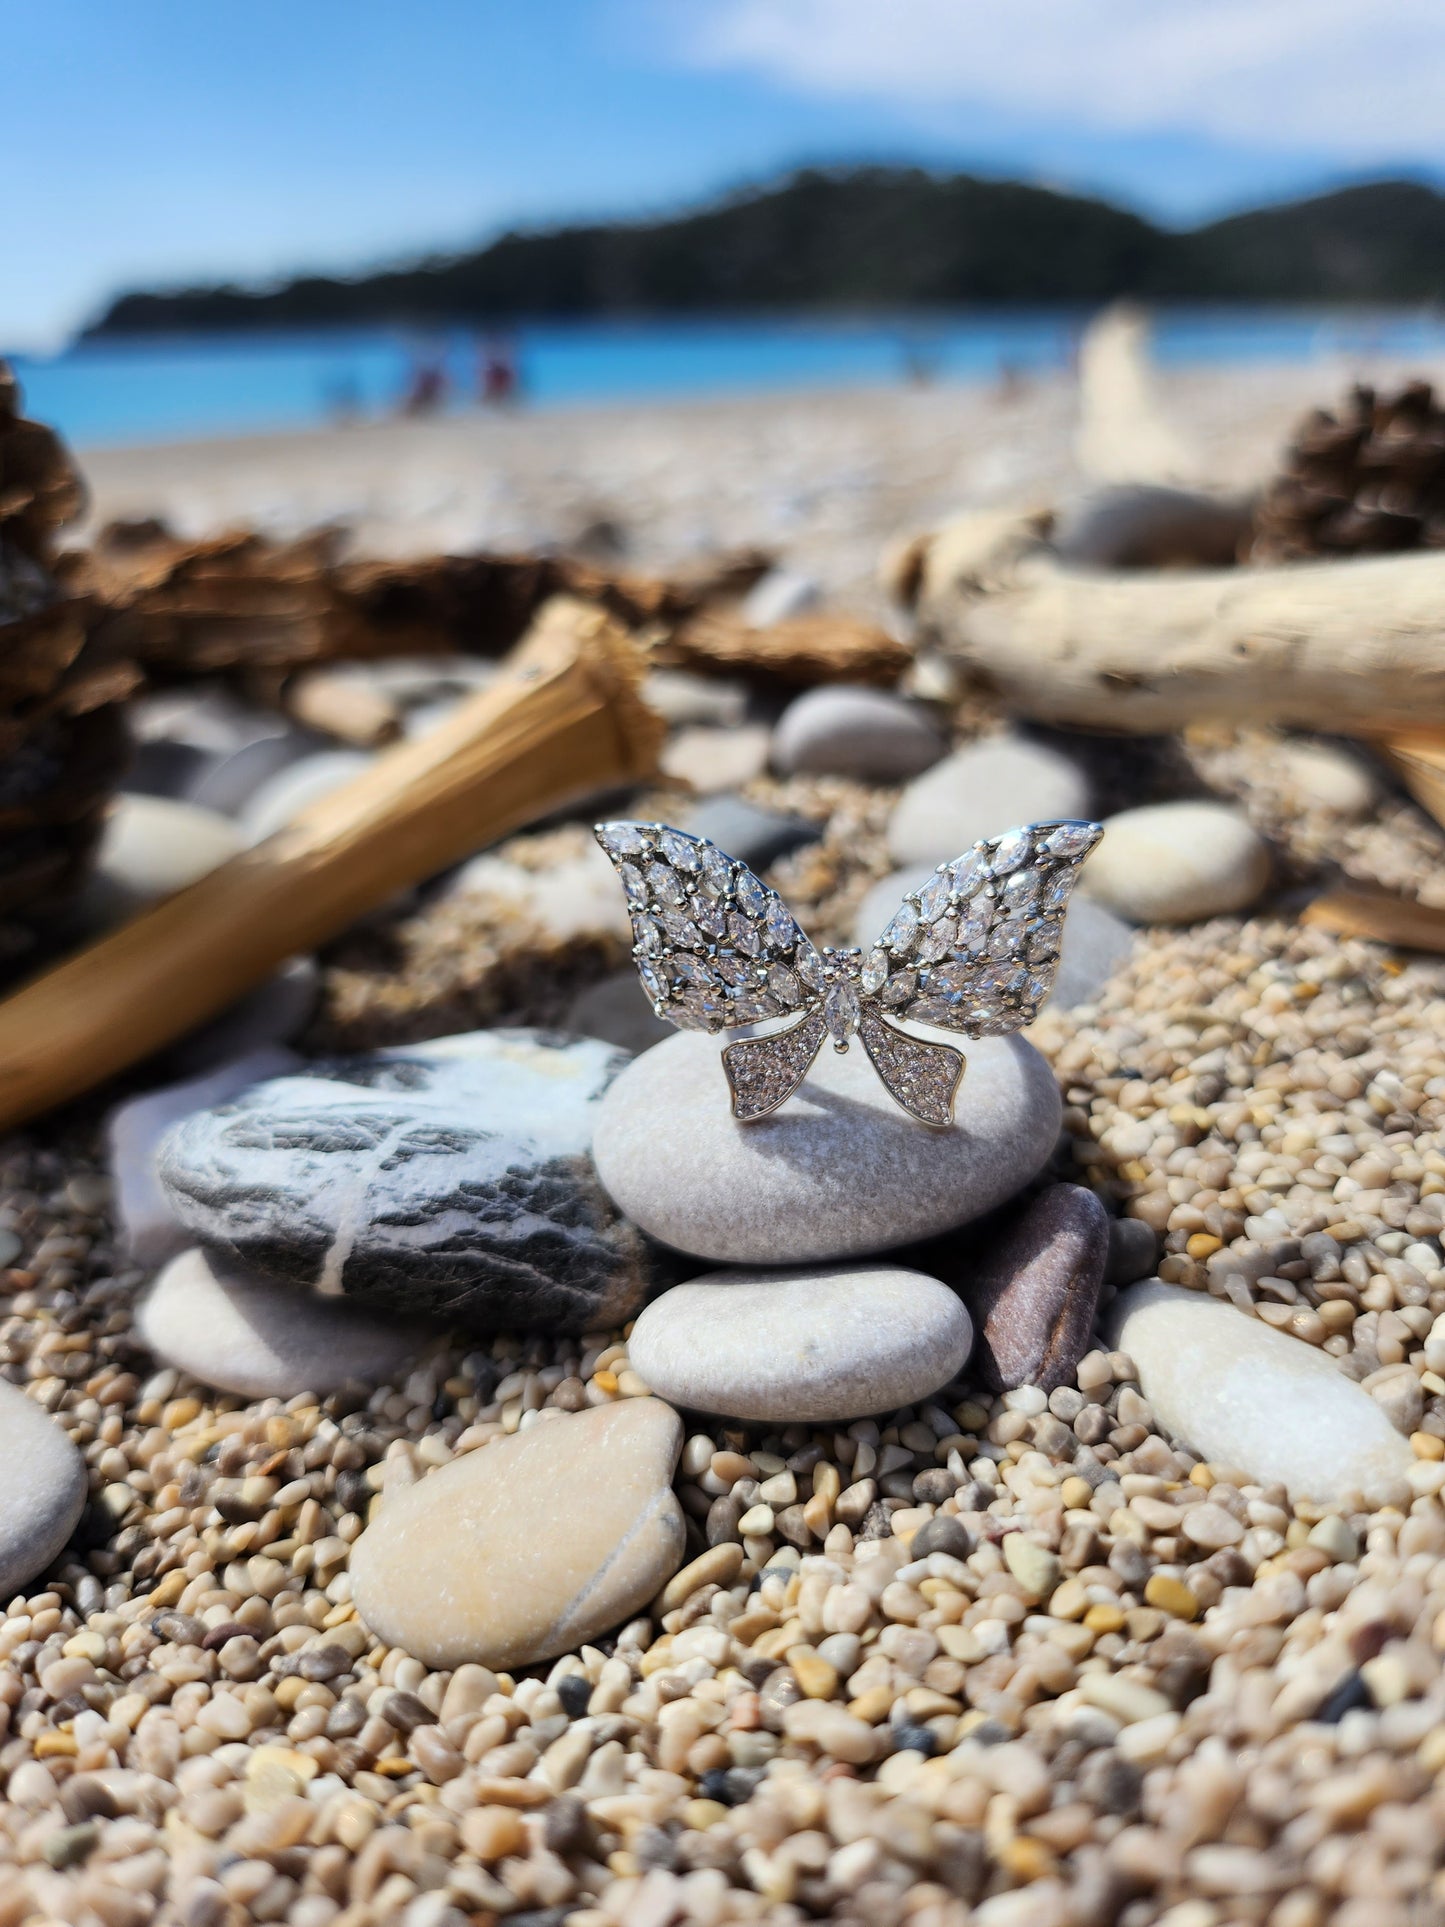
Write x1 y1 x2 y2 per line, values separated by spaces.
0 597 662 1130
904 506 1445 735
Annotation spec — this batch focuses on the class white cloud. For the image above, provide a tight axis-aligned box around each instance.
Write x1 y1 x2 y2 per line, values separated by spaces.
672 0 1445 161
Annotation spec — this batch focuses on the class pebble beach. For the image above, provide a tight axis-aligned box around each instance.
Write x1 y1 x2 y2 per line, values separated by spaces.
5 361 1445 1927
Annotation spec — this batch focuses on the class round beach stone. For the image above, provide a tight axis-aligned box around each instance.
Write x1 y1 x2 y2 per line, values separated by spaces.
593 1029 1061 1264
773 686 946 783
350 1398 684 1669
0 1379 87 1601
157 1029 649 1331
1106 1282 1415 1504
628 1264 973 1421
684 795 822 870
138 1248 430 1398
1273 739 1380 818
887 734 1090 867
95 794 242 904
1081 801 1270 924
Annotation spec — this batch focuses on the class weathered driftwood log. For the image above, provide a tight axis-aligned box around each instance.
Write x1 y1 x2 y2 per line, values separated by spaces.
893 505 1445 735
0 597 662 1130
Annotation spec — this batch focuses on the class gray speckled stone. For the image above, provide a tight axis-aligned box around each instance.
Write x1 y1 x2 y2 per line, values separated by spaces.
773 686 946 783
351 1398 684 1669
157 1029 649 1331
0 1380 87 1600
888 735 1090 867
593 1029 1061 1265
1106 1282 1416 1504
629 1264 973 1421
139 1248 430 1397
962 1185 1110 1392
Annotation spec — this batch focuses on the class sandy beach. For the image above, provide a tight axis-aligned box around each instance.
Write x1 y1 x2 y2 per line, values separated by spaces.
75 356 1445 600
6 342 1445 1925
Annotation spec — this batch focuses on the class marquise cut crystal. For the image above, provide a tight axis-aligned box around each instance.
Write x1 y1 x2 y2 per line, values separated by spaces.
646 861 685 906
659 829 700 872
824 979 860 1044
735 871 768 918
917 870 952 923
883 904 919 954
598 822 648 857
860 947 889 994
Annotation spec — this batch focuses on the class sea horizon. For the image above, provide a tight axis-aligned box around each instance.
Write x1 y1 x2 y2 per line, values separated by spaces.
12 304 1445 450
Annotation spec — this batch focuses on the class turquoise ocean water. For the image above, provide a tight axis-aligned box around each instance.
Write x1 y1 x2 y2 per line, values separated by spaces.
12 308 1445 448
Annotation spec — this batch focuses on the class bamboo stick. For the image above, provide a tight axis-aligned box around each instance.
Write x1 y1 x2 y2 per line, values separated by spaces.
0 597 662 1130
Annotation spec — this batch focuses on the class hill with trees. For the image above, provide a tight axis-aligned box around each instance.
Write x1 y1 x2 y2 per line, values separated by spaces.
87 169 1445 335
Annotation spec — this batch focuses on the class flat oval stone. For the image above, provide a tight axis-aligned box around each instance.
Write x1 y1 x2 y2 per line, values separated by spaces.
628 1264 973 1421
0 1379 87 1600
95 795 243 903
888 735 1090 867
959 1184 1110 1392
138 1249 430 1398
1080 802 1270 924
773 686 946 782
593 1029 1061 1264
350 1399 684 1668
1106 1282 1416 1504
157 1029 649 1331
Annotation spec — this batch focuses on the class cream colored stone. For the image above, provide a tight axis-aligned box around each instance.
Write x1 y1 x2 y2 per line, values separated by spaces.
350 1399 684 1668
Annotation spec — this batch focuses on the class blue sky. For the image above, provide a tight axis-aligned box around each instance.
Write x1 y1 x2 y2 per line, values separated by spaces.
8 0 1445 347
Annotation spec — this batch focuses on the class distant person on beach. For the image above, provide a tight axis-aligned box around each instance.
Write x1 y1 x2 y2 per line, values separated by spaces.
401 349 449 416
478 335 520 407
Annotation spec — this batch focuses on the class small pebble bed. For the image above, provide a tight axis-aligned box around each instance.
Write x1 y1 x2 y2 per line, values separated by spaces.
4 731 1445 1927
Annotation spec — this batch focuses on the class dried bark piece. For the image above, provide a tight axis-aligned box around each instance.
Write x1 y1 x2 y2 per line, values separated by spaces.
1371 728 1445 836
660 609 910 688
1301 888 1445 955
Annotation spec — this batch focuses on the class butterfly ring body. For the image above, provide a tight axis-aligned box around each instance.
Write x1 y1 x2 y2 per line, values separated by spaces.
594 817 1103 1126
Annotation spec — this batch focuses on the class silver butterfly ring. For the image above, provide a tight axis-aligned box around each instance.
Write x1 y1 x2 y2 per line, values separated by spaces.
596 817 1103 1127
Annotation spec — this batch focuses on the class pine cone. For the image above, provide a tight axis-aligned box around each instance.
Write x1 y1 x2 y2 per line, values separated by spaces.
1248 379 1445 562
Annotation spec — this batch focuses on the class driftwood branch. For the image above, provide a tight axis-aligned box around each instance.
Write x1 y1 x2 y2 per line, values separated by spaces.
899 506 1445 735
0 597 662 1130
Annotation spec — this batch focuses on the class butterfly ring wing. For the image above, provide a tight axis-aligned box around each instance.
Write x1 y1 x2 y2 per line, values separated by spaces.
862 820 1104 1037
594 820 830 1117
